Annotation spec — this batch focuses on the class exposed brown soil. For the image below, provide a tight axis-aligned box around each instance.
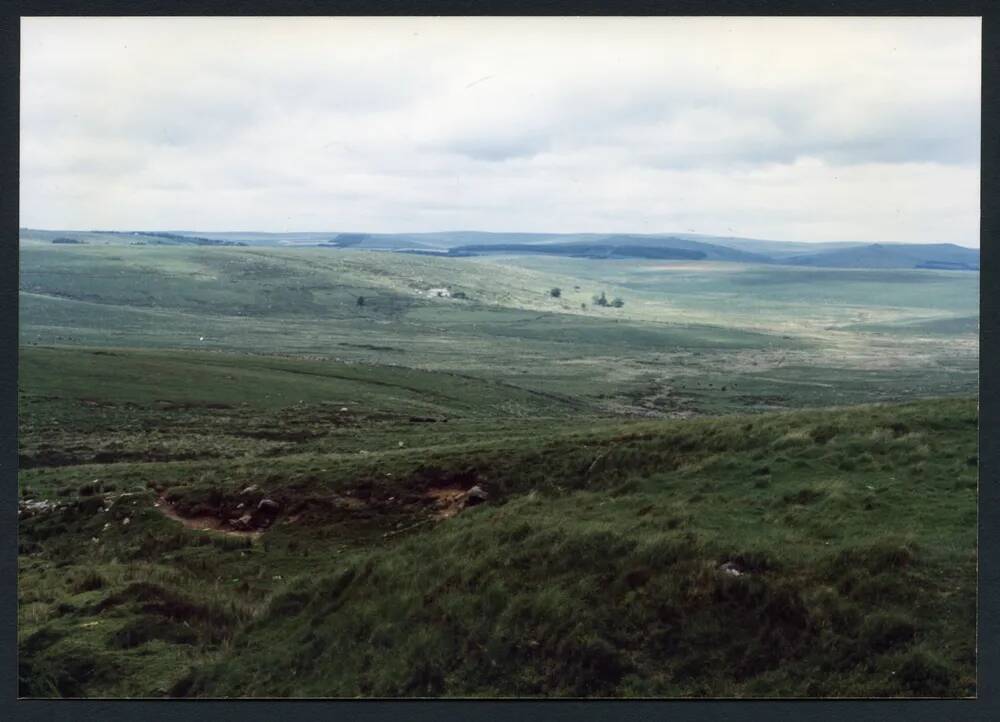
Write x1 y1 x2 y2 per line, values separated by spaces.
425 487 471 520
154 497 262 539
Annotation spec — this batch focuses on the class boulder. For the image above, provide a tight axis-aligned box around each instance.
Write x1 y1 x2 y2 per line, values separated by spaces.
240 485 259 496
258 498 280 512
465 485 488 506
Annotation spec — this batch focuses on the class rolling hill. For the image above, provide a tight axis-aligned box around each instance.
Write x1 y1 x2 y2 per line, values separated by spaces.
16 235 979 698
784 243 980 271
20 228 977 270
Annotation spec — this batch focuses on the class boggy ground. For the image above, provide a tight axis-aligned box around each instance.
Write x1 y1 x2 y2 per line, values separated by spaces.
16 245 980 697
18 389 977 698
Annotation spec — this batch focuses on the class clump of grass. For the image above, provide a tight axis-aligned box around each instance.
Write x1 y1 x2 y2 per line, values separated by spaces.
71 570 107 594
109 617 199 649
896 648 958 697
860 612 916 653
18 627 119 698
782 488 825 506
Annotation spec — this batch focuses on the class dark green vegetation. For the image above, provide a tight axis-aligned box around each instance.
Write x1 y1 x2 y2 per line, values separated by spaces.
18 237 978 697
18 351 977 697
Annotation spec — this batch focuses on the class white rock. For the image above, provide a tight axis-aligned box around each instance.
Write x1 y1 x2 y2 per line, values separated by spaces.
718 561 743 577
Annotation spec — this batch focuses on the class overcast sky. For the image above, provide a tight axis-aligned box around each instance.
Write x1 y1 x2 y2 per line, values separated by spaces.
20 17 981 245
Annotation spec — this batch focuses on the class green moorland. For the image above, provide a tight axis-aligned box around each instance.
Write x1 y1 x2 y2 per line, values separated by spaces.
17 240 979 697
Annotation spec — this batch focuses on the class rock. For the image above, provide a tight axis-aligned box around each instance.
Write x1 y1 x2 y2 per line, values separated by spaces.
718 561 743 577
465 485 488 505
257 498 279 512
122 517 131 526
20 499 59 515
230 513 253 530
241 485 259 495
236 502 245 510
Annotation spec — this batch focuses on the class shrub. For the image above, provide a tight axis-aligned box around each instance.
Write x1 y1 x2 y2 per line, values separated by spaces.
72 571 107 594
861 612 916 652
549 287 561 298
897 649 954 696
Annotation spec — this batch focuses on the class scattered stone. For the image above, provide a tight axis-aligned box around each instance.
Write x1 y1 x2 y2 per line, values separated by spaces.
122 517 131 526
18 499 62 518
236 502 245 510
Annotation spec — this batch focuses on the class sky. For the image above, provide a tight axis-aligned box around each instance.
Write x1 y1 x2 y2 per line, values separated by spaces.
20 17 981 246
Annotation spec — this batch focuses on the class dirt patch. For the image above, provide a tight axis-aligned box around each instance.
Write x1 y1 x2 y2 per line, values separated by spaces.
154 497 262 539
423 487 487 520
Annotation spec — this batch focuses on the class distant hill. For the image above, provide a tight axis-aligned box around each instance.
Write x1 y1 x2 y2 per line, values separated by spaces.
676 235 869 258
19 228 978 270
448 235 771 263
784 243 979 271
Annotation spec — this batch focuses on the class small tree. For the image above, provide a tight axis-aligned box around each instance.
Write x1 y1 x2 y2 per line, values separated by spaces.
356 296 365 307
593 291 609 307
549 287 562 298
611 297 624 308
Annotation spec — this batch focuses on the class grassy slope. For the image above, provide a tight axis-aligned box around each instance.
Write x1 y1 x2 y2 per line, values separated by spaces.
180 400 977 698
16 243 979 698
18 244 978 417
19 370 977 697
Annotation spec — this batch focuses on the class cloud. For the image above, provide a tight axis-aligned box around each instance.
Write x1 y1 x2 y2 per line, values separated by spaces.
20 16 981 245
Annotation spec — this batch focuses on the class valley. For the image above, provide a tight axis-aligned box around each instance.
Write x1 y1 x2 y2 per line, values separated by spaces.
16 235 979 697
